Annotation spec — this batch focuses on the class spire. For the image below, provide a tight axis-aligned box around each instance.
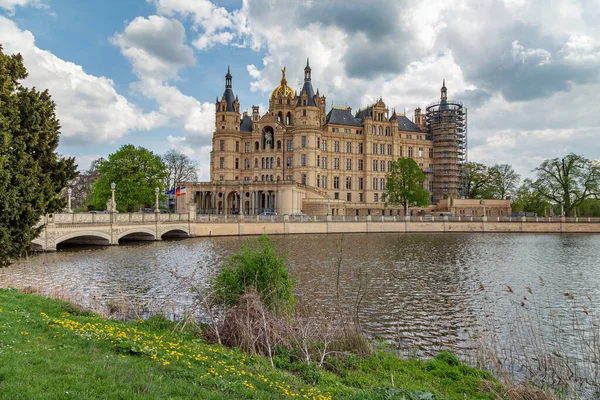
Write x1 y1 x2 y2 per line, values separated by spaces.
441 79 447 101
304 57 311 81
225 66 232 88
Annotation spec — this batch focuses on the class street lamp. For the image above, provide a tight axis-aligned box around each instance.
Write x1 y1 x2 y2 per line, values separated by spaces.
155 187 160 213
110 182 116 213
67 188 72 213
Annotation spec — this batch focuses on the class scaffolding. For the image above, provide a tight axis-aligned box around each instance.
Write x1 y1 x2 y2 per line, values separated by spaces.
426 99 467 202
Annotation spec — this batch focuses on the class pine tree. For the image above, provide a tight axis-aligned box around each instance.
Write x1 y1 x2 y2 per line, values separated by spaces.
0 45 77 266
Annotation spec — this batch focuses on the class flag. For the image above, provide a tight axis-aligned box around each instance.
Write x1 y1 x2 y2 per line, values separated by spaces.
180 186 187 195
175 187 181 196
164 188 175 195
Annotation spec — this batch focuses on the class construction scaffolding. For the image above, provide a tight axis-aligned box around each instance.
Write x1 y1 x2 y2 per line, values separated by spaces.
426 98 467 203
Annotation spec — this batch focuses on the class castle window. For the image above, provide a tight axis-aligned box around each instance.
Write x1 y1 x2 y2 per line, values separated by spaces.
418 148 424 158
345 177 352 190
245 159 250 170
346 159 352 170
255 158 258 168
334 158 339 170
301 154 306 166
372 126 375 135
380 178 385 191
358 159 363 171
317 156 320 167
303 99 306 106
219 157 225 169
287 157 292 168
236 141 239 152
301 174 307 185
277 140 281 150
379 126 383 135
220 140 225 151
380 143 384 155
287 99 290 105
245 142 250 152
372 178 377 190
372 143 377 154
321 140 327 151
334 141 340 152
270 157 274 169
286 112 292 124
301 136 306 148
322 176 327 188
222 106 225 112
317 175 320 187
408 147 413 157
287 140 293 151
303 109 306 116
374 193 379 202
346 142 352 153
429 181 434 192
399 146 403 157
262 158 266 169
387 144 392 155
277 157 281 167
347 193 352 201
317 138 320 148
373 160 377 171
359 193 363 202
322 157 327 168
385 127 390 136
335 193 339 200
358 177 363 190
380 160 385 171
334 177 340 189
358 143 363 154
429 149 433 158
255 141 259 151
235 158 239 169
222 115 225 121
388 161 392 172
279 99 282 104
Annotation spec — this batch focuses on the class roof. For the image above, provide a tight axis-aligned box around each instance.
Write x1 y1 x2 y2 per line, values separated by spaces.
355 105 373 121
240 115 253 132
296 81 317 106
397 115 421 132
222 88 235 112
325 108 362 126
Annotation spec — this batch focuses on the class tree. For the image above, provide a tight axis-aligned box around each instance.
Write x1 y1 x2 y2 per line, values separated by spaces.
162 149 199 191
464 162 493 199
66 157 103 211
0 45 77 266
531 153 600 217
87 145 167 212
511 179 551 216
489 164 520 200
384 157 430 214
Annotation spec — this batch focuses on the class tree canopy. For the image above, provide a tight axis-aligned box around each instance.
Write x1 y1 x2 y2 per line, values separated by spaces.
489 164 520 200
384 157 430 214
0 45 77 266
162 149 199 191
66 158 103 211
531 153 600 217
87 145 167 212
464 162 493 199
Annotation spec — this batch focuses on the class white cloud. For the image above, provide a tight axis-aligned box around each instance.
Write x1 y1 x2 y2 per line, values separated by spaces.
0 0 47 14
0 16 162 144
111 15 195 80
511 40 552 66
167 136 212 180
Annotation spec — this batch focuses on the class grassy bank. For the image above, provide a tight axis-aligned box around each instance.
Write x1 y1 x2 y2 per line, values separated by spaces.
0 288 502 399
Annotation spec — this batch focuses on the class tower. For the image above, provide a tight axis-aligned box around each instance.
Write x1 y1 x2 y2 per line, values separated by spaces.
426 81 467 202
212 67 241 181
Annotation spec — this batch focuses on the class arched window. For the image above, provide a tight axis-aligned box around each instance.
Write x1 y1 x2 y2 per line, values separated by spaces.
379 126 383 135
254 176 258 181
270 157 274 169
255 141 259 151
303 109 306 116
262 158 265 169
317 138 320 148
385 127 390 136
261 175 265 181
221 115 225 122
287 99 290 105
277 140 281 150
277 158 281 167
221 105 225 112
277 111 283 122
372 126 375 135
270 175 274 181
254 158 258 168
286 112 292 125
279 99 282 104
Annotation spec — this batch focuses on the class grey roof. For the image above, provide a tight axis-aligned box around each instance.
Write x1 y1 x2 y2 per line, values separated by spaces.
325 108 362 126
397 115 421 132
355 105 373 121
222 88 235 112
296 81 317 106
240 115 253 132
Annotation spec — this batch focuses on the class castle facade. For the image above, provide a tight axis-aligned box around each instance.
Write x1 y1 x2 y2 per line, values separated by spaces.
178 61 468 217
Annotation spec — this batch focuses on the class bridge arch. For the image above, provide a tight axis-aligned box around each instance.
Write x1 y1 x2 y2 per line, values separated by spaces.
117 228 157 241
161 226 190 238
32 239 44 251
55 231 112 247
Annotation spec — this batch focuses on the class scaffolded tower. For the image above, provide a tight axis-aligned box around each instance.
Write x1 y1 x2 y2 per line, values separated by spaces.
426 81 467 203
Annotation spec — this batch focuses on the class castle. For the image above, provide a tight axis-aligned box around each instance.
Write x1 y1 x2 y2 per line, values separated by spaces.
178 60 474 217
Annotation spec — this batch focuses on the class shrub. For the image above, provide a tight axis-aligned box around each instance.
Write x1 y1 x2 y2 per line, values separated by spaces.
212 235 295 313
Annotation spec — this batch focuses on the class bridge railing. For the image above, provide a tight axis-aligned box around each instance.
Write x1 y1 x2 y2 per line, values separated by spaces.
45 212 191 225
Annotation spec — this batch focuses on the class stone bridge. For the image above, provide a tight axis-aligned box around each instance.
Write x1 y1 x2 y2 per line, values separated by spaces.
33 210 196 251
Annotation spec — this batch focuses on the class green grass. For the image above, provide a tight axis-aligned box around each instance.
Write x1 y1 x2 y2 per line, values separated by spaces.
0 288 500 399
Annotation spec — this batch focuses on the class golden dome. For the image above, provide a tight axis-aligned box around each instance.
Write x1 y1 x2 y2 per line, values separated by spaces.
271 67 295 99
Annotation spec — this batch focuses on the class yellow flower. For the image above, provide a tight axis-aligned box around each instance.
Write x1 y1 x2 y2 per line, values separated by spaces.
162 361 170 366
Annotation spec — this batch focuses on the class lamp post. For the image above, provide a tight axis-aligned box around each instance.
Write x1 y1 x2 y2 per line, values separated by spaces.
67 188 72 213
110 182 116 212
155 187 160 213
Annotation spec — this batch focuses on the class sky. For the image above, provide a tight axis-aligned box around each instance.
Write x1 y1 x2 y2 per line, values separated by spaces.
1 0 599 182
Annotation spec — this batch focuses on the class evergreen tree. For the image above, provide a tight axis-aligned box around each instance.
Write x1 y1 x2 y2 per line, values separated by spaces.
88 145 167 212
384 157 430 215
0 45 77 266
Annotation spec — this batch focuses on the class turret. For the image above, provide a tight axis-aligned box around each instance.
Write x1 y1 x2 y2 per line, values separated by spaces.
441 79 447 101
216 66 240 131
